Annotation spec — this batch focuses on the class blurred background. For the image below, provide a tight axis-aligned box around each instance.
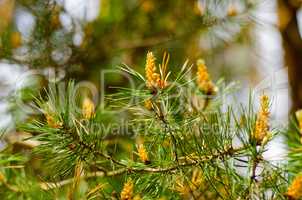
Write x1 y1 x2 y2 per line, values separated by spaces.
0 0 301 158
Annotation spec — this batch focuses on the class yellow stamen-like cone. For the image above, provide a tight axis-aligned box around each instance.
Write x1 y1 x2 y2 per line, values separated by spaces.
253 95 270 144
45 114 62 128
82 97 95 119
196 59 217 95
145 52 160 89
121 179 134 200
137 144 150 164
287 174 302 200
144 99 153 110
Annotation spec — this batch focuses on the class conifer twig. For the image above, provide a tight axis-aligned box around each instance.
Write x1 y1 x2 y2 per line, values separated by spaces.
40 146 245 190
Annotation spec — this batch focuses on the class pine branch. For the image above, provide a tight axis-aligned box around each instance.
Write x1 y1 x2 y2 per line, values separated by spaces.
40 145 245 190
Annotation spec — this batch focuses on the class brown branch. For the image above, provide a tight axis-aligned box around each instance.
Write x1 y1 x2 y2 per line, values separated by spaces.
40 146 245 190
278 0 302 112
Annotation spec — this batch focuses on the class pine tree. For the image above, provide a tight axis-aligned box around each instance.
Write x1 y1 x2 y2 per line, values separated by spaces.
0 0 300 199
0 52 289 199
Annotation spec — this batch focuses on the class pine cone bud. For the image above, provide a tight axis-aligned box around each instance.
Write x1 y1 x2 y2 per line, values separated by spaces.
121 179 134 200
286 174 302 200
196 59 217 95
82 97 95 119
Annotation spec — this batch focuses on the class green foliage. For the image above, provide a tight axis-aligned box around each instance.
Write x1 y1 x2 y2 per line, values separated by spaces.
0 0 293 199
286 116 302 179
1 59 286 199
